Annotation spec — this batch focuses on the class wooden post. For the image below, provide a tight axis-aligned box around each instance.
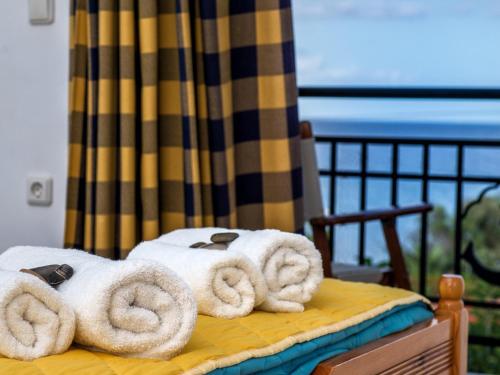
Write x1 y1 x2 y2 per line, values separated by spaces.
435 274 468 375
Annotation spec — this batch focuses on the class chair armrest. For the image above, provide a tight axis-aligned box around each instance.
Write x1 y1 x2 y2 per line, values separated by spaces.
310 204 433 226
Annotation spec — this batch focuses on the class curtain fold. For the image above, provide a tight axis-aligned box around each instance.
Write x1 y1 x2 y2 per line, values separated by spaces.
65 0 303 258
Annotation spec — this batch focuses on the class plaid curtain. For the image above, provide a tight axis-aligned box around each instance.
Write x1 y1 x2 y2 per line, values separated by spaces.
65 0 302 259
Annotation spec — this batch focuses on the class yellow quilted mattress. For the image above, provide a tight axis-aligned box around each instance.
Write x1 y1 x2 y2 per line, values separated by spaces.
0 279 429 375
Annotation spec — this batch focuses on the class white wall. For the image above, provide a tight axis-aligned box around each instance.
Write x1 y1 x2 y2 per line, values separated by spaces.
0 1 69 252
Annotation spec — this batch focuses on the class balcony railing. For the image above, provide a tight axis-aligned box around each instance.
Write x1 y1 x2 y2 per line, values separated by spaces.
299 86 500 349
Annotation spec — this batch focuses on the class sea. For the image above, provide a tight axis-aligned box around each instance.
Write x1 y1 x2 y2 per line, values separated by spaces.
309 119 500 264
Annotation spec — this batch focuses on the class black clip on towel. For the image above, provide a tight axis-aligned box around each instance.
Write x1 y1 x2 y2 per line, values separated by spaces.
20 264 74 288
189 232 239 250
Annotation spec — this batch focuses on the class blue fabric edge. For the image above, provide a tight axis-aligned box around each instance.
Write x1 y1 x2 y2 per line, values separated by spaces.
208 302 433 375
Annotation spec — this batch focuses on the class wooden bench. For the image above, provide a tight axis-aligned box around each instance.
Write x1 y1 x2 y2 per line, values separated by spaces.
314 274 468 375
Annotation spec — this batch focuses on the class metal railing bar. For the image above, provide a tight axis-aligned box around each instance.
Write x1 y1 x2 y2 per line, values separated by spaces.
299 86 500 100
359 143 367 264
329 143 337 259
391 144 398 206
419 144 430 295
318 170 500 183
462 182 500 219
454 146 464 274
315 137 500 147
469 335 500 347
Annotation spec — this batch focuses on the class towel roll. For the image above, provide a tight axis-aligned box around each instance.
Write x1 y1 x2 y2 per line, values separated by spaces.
0 270 75 360
129 241 268 318
0 246 197 359
157 228 324 312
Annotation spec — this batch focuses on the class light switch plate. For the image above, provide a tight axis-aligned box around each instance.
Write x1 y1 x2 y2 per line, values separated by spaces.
28 0 54 25
27 176 53 206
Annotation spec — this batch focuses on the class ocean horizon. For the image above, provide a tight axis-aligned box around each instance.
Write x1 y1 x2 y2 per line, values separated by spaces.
312 118 500 139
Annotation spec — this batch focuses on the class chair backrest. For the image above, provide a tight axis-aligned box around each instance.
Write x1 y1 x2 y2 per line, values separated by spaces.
300 121 324 221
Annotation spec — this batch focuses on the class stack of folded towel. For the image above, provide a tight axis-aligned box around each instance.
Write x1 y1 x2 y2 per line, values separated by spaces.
0 247 197 359
0 227 323 361
154 228 324 313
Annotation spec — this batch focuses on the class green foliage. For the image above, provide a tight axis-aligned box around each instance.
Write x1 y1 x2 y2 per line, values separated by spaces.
405 196 500 374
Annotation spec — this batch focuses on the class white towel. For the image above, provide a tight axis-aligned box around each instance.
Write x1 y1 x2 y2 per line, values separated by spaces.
129 241 268 318
157 228 324 312
0 270 75 360
0 246 197 359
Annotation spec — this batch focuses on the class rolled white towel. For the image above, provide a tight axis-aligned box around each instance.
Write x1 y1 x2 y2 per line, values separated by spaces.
157 228 324 313
129 241 268 318
0 270 75 360
0 246 197 359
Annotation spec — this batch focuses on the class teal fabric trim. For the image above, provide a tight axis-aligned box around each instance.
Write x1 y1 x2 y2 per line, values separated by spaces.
209 302 432 375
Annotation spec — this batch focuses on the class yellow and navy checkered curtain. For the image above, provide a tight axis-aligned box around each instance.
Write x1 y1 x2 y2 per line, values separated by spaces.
65 0 303 259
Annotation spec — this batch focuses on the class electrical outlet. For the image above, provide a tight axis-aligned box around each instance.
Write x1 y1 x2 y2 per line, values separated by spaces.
27 176 52 206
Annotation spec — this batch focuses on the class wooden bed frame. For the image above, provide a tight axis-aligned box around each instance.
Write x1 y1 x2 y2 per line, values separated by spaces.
313 274 468 375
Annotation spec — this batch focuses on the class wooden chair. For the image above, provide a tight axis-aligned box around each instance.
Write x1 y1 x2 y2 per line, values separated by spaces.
300 121 433 289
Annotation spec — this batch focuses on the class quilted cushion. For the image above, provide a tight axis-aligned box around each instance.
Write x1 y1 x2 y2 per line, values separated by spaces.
0 279 429 374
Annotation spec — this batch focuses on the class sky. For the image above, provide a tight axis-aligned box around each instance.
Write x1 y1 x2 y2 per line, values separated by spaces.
292 0 500 127
291 1 500 264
